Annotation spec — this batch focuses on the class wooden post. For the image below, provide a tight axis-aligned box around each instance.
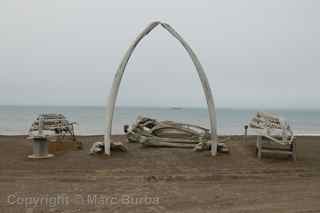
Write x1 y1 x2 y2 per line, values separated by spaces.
123 125 129 133
292 141 297 161
257 136 262 159
243 125 248 143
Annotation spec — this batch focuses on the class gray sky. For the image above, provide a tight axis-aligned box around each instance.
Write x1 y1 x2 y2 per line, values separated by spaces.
0 0 319 109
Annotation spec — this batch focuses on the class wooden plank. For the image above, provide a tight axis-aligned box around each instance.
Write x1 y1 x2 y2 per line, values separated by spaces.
261 149 293 155
257 136 262 159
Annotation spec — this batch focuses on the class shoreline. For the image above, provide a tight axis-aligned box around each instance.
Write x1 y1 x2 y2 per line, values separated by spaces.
2 106 320 138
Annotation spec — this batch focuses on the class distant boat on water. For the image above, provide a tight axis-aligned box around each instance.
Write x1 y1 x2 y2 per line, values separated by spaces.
170 107 183 110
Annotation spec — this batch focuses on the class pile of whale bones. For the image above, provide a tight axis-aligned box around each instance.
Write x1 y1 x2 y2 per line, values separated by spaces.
27 113 295 156
27 112 295 156
90 116 230 154
90 112 295 155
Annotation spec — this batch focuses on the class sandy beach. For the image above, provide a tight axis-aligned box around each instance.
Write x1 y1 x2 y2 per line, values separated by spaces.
0 135 320 212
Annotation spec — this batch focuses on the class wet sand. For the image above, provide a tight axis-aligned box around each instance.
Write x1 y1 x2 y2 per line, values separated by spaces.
0 135 320 212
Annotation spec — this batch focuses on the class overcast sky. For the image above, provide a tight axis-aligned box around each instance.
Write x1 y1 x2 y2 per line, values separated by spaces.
0 0 319 109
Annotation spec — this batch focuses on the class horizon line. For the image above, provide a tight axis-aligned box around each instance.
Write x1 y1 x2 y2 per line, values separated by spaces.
0 104 319 111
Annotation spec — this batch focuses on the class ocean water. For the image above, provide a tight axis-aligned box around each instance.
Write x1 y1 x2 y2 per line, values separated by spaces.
0 105 320 135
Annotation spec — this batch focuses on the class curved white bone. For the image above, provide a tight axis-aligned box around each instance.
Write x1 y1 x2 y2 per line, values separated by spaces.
104 22 218 156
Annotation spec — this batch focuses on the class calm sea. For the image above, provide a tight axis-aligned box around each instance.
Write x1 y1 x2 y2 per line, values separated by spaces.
0 105 319 135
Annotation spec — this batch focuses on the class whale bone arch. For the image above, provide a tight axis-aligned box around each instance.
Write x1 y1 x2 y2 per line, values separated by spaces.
104 21 218 156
